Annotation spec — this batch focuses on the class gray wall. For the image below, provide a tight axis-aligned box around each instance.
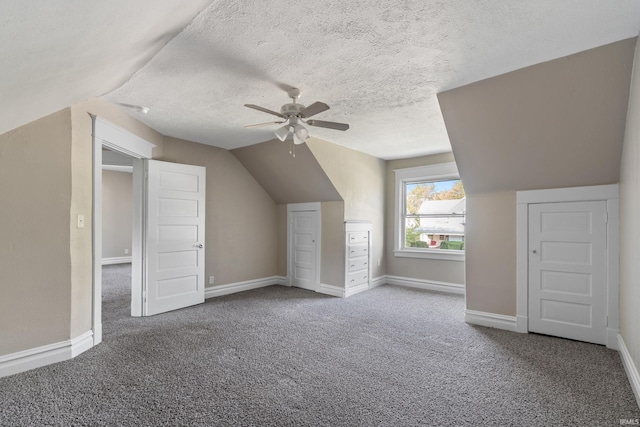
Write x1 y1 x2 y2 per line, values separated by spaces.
307 138 386 281
0 109 73 355
438 38 635 315
231 139 342 204
160 137 279 286
385 152 465 285
102 170 133 259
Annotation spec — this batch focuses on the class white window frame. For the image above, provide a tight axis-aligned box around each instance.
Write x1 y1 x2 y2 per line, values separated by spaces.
393 162 465 262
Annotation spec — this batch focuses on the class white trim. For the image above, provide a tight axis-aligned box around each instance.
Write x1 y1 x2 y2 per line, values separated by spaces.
393 162 465 261
385 275 465 295
516 315 528 334
344 221 373 232
515 202 529 334
464 310 517 332
516 184 620 348
102 164 133 173
345 282 370 297
0 331 93 378
287 203 321 291
93 116 152 341
393 249 465 261
287 202 322 212
371 276 386 289
608 329 621 351
318 283 345 298
516 184 618 204
618 334 640 409
393 162 460 181
317 282 372 298
606 198 620 350
204 276 287 299
93 116 155 159
101 256 132 265
70 331 95 357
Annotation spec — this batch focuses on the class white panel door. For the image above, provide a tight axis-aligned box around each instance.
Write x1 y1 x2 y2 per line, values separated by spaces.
528 201 607 344
290 211 318 291
145 160 206 316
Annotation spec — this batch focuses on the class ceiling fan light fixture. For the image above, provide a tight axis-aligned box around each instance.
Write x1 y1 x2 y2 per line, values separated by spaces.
293 124 309 141
275 125 290 141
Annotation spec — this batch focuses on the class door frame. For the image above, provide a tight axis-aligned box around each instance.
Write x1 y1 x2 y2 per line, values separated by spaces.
92 116 156 345
515 184 619 349
287 202 321 291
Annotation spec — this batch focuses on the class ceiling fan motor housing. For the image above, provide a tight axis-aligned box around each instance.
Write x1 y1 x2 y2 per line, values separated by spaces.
281 103 304 116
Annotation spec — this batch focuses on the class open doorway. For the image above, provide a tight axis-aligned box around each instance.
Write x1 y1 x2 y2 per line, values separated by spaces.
102 149 134 325
92 116 206 344
92 116 154 345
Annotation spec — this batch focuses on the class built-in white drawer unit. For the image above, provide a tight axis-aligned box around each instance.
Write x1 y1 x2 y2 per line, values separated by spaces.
348 257 369 272
345 221 372 291
348 245 369 258
348 270 369 287
348 231 369 244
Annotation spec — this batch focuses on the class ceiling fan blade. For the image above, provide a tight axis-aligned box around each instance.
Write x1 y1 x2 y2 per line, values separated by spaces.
244 121 285 128
307 119 349 131
299 101 329 118
244 104 284 118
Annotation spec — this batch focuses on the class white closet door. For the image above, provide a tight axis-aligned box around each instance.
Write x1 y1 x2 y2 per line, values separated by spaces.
528 201 607 344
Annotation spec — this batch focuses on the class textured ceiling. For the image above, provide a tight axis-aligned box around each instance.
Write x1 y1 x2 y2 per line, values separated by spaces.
4 1 640 160
0 1 211 136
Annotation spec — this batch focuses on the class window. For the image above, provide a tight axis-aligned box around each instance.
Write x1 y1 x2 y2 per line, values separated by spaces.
394 163 465 261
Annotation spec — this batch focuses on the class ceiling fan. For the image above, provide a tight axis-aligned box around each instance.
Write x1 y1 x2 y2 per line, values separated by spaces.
244 88 349 145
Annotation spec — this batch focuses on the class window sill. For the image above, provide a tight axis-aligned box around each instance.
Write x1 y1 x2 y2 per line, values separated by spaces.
393 249 465 262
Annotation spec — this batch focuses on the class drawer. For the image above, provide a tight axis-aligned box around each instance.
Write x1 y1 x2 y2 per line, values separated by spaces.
348 257 369 272
348 231 369 244
347 270 369 287
348 245 369 258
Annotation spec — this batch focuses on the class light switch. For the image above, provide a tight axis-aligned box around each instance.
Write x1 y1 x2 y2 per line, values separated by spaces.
77 214 85 229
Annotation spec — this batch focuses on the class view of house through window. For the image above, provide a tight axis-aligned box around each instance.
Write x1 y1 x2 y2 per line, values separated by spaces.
404 179 465 250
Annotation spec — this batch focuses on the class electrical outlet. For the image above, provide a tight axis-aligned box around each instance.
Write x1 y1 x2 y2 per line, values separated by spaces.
77 214 85 229
209 276 215 285
124 249 129 255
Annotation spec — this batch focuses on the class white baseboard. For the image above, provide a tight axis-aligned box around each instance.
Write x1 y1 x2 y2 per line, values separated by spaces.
318 283 345 298
618 334 640 410
371 276 386 289
465 309 517 332
205 276 286 299
385 275 465 295
0 330 93 379
345 282 369 297
318 282 372 298
102 256 132 265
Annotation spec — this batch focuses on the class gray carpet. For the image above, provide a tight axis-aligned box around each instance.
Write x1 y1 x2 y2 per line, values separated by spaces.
1 264 639 426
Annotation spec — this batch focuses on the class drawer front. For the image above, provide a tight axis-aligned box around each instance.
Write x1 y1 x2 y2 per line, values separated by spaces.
348 231 369 244
348 257 369 272
348 245 368 258
347 270 369 287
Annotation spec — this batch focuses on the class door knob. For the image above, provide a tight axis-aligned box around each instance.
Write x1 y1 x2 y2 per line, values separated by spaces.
196 243 204 248
532 249 537 254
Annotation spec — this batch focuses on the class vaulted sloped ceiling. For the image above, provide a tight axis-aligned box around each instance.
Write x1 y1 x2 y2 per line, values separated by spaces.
438 38 636 195
4 2 640 160
231 138 342 204
0 1 211 135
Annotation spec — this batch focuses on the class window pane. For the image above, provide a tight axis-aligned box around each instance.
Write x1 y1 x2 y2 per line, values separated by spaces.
403 178 465 251
404 216 465 250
